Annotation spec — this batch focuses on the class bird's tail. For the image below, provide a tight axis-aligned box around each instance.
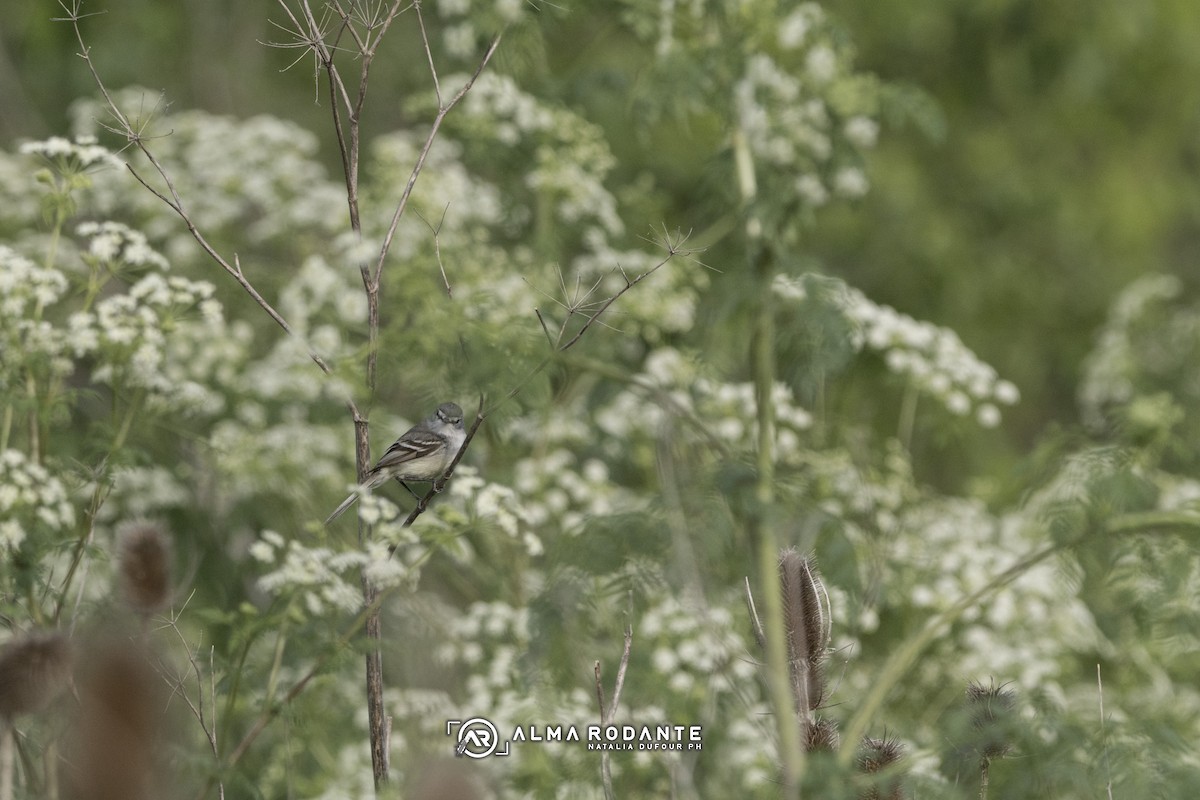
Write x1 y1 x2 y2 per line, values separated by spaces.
324 492 359 526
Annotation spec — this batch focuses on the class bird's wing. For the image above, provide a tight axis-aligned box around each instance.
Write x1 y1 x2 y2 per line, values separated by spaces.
370 429 444 473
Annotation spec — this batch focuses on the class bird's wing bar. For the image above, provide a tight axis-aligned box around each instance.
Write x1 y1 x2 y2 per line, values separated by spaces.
371 430 444 472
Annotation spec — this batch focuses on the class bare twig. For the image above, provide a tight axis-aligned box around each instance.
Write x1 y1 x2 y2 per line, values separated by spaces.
476 229 696 432
558 227 698 352
415 204 454 296
744 576 766 650
277 7 497 787
595 623 634 800
534 308 554 345
593 662 606 726
371 32 503 292
414 0 444 105
60 0 340 384
608 624 633 720
158 612 223 800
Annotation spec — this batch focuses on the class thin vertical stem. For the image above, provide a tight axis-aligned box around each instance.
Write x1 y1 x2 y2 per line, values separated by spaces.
0 722 12 800
363 578 388 783
734 127 803 798
898 381 918 451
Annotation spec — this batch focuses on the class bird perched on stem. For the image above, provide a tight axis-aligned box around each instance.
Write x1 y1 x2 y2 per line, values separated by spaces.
325 402 466 525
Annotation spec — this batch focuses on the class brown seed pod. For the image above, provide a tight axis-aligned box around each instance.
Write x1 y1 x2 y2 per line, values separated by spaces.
117 522 173 615
0 630 72 719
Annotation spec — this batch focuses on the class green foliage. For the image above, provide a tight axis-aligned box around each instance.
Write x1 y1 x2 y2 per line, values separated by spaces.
3 1 1200 798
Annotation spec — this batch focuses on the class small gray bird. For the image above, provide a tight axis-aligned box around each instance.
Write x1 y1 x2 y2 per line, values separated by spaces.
325 402 466 525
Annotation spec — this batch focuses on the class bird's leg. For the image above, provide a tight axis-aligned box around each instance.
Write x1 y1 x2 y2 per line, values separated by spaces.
395 478 422 501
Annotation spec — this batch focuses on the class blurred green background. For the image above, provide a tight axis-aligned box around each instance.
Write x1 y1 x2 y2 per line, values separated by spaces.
7 0 1200 490
5 3 1200 795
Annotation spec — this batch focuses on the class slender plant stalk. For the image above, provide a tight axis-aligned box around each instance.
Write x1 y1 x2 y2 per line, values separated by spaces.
1 722 11 800
897 380 918 451
596 624 633 800
1097 663 1115 800
0 405 11 452
732 127 804 797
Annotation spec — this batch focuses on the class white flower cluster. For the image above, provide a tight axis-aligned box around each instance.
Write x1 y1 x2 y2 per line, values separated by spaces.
528 146 623 237
18 134 122 173
102 465 191 520
0 247 75 381
77 221 170 271
439 600 530 670
736 53 834 168
777 3 824 50
732 15 876 211
779 277 1020 426
252 529 416 614
509 449 639 536
399 599 613 792
367 133 504 240
0 449 76 550
69 272 226 414
448 467 544 556
435 0 527 58
180 113 345 244
642 596 758 695
800 442 915 533
0 246 68 317
723 707 778 790
593 347 813 462
892 499 1103 689
638 595 771 787
278 254 368 335
455 73 622 236
211 418 345 501
435 600 550 722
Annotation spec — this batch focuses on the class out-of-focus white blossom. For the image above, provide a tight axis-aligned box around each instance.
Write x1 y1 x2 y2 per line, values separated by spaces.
20 134 122 173
0 450 76 549
77 221 170 270
771 277 1020 426
593 347 813 463
844 116 880 148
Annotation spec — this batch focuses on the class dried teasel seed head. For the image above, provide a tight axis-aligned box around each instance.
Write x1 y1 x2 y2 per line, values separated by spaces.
803 717 841 752
778 548 831 712
117 522 173 615
857 736 907 800
858 735 906 773
965 679 1018 758
0 630 72 719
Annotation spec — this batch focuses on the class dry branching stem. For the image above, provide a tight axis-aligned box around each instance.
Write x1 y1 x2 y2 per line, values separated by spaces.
58 0 344 393
595 623 634 800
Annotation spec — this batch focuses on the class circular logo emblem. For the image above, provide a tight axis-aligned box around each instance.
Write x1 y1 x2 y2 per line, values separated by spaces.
456 717 501 759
